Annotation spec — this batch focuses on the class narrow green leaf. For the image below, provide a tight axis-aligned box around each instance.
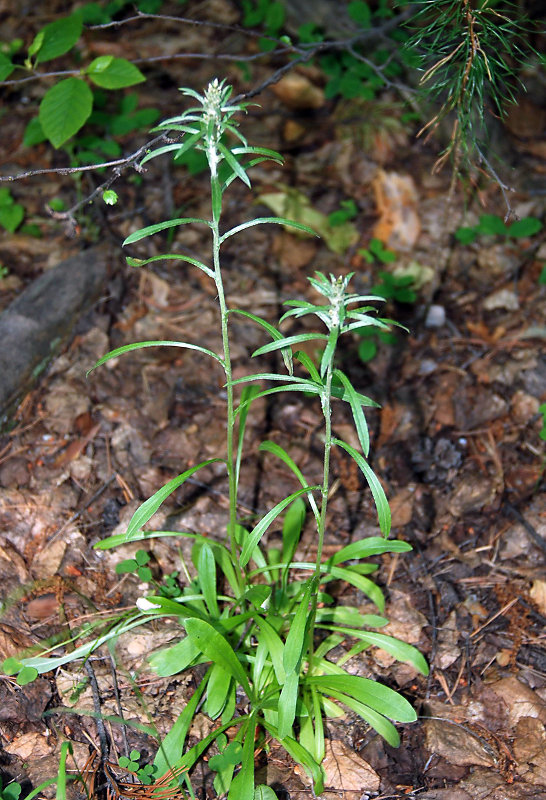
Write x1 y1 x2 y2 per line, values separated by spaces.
123 218 210 245
33 13 82 64
87 340 223 375
184 618 254 701
277 670 299 739
21 614 158 673
220 217 318 244
240 486 319 568
259 441 320 523
252 332 328 358
322 687 400 746
228 714 257 800
206 663 232 719
198 542 219 619
283 581 313 673
39 78 92 148
125 460 225 540
232 146 283 164
333 369 370 455
212 177 222 223
86 56 145 89
55 741 72 800
229 309 293 374
236 385 261 487
307 674 416 721
262 721 324 794
326 628 428 675
314 606 388 628
330 565 384 611
125 253 214 280
332 438 391 536
149 636 203 677
294 351 321 383
282 497 306 565
331 536 411 565
218 142 251 188
320 328 338 378
256 618 286 684
140 137 199 165
178 717 248 772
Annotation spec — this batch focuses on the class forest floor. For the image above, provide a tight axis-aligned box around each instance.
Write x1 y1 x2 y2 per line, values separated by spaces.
0 3 545 799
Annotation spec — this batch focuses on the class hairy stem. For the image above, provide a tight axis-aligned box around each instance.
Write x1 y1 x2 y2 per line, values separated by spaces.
210 177 241 589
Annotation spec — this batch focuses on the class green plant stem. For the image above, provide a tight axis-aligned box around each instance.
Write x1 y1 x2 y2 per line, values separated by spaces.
307 359 334 665
210 179 241 592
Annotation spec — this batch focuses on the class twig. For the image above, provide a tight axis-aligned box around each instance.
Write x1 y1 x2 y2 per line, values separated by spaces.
85 660 110 763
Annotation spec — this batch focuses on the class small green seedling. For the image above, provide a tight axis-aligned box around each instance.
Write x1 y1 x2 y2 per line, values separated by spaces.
0 778 21 800
0 188 24 233
115 549 153 582
118 750 156 785
360 238 396 264
455 214 543 245
328 199 358 227
3 657 38 686
372 270 417 303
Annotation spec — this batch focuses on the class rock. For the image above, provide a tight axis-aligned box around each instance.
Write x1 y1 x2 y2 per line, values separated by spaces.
0 245 110 425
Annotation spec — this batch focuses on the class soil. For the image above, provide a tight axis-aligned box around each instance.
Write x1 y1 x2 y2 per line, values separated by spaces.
0 3 545 799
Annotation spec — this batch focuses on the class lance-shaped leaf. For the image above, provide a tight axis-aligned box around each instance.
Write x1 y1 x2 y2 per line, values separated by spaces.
154 667 212 774
333 438 391 536
123 218 210 246
125 253 214 280
220 217 317 244
218 141 251 187
240 486 319 568
321 687 401 747
252 332 328 358
333 368 370 456
87 340 224 375
123 459 225 540
184 618 254 702
307 674 416 721
330 537 411 566
230 309 293 374
262 720 325 794
259 441 320 523
323 627 429 675
227 714 257 800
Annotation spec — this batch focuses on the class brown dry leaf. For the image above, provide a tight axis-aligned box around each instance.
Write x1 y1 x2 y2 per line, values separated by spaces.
320 739 380 795
488 677 546 727
434 609 460 670
31 538 67 579
43 382 90 436
0 623 34 660
424 719 496 767
271 73 324 110
529 579 546 616
5 731 53 759
512 717 546 786
389 486 415 527
371 169 421 250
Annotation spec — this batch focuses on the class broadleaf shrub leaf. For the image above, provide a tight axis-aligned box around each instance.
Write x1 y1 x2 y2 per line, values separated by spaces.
39 78 93 147
33 13 83 63
507 217 542 238
87 56 146 89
